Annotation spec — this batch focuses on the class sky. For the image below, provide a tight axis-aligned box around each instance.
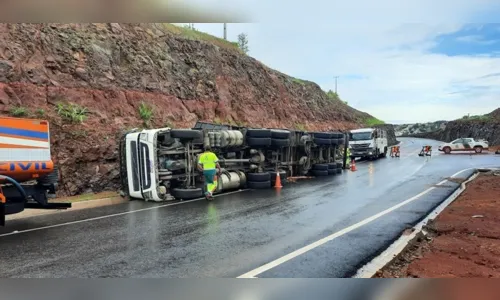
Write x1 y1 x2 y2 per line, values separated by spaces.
179 0 500 124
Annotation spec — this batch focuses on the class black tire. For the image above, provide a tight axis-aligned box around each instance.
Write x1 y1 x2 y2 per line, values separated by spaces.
247 137 272 147
313 164 329 171
270 129 291 139
327 163 337 169
312 169 329 176
474 146 483 154
170 129 203 140
337 138 345 145
246 129 271 138
331 132 344 139
247 181 271 189
311 132 333 139
336 162 343 168
443 147 451 154
271 138 290 147
313 138 331 146
247 172 271 182
331 138 339 146
171 188 203 200
327 169 336 175
336 168 342 174
381 147 388 158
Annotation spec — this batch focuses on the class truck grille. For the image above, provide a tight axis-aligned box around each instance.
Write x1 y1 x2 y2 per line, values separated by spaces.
351 143 370 149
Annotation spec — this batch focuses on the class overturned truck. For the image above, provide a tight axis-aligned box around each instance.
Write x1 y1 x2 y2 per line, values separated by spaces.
119 121 347 202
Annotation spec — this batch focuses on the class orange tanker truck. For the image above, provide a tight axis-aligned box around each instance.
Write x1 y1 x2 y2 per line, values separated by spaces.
0 116 71 226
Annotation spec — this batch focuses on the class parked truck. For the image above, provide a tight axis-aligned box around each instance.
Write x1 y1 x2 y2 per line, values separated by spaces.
119 121 347 202
0 117 71 226
348 127 388 160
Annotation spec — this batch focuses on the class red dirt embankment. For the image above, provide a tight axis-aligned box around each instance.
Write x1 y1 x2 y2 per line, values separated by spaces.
0 23 375 196
377 172 500 278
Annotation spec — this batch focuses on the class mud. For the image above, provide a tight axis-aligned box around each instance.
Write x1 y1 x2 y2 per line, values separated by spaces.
376 173 500 278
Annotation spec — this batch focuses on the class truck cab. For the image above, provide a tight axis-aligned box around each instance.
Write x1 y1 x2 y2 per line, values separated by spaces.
348 128 388 160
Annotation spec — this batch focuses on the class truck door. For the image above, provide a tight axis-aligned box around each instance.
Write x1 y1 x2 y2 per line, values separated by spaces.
452 139 463 150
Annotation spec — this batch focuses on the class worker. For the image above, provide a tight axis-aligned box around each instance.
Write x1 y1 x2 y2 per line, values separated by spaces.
198 146 221 200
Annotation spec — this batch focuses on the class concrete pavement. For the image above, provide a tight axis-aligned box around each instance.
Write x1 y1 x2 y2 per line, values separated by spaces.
0 138 498 278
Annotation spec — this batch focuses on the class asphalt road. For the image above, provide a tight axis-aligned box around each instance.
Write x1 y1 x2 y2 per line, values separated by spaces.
1 138 499 278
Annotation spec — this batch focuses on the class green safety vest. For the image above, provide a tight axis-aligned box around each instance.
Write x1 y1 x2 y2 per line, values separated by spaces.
198 151 219 170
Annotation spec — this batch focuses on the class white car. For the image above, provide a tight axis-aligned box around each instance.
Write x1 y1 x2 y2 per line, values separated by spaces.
438 138 489 154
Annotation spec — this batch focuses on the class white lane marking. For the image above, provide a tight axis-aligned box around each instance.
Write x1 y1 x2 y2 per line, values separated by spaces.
0 189 248 238
236 168 473 278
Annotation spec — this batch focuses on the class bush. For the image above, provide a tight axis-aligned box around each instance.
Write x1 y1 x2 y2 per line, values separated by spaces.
56 102 89 123
138 102 154 124
9 106 28 117
365 117 385 126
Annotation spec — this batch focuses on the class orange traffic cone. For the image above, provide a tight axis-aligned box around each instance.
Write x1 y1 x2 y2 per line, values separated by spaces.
274 172 283 188
351 159 357 171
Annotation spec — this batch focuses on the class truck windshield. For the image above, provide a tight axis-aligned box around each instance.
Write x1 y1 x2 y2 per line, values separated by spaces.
350 132 372 141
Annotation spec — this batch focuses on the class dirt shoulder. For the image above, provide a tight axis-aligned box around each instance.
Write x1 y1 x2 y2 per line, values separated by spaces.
376 172 500 278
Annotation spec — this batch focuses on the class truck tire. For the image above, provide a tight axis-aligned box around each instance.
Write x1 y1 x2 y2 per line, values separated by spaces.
247 172 271 182
380 147 388 158
331 132 344 139
312 170 329 177
246 129 271 138
327 163 336 169
170 129 203 140
337 138 345 145
443 146 451 154
270 129 291 139
312 132 332 139
336 162 343 168
313 138 331 146
474 146 483 154
336 168 342 174
247 181 271 189
171 188 203 200
313 164 329 171
271 138 291 148
247 137 272 147
327 169 336 175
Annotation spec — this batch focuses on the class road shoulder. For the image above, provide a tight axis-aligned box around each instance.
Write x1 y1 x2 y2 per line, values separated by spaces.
375 171 500 278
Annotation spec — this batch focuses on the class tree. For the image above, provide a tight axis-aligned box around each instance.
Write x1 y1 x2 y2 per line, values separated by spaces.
237 33 249 54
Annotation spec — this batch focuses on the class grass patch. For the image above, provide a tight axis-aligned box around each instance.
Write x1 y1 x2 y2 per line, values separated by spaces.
36 109 45 117
460 114 491 122
138 102 154 125
162 24 242 53
295 123 306 131
365 117 385 126
55 103 89 123
9 106 28 117
291 77 306 85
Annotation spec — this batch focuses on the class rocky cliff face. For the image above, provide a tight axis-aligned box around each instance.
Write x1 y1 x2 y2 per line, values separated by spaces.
0 23 380 196
411 108 500 147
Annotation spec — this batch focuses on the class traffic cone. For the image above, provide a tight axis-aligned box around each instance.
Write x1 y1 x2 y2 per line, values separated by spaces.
274 172 283 188
351 159 357 171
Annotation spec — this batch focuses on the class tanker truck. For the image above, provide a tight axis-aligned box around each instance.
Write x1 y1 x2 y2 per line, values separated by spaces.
0 117 71 226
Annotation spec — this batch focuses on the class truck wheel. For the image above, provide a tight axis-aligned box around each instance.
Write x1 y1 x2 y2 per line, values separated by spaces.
247 137 272 147
271 138 291 148
336 162 343 168
312 132 333 139
327 163 336 169
171 188 203 200
247 181 271 189
443 147 451 154
337 138 345 145
313 138 331 146
313 164 329 171
327 169 336 175
336 168 342 174
170 129 203 140
312 170 329 176
330 138 339 146
381 147 388 158
270 129 291 139
474 146 483 154
246 129 271 138
247 172 271 182
331 132 344 139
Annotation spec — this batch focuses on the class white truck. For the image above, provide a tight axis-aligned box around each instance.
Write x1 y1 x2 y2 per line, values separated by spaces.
438 138 489 154
348 128 388 160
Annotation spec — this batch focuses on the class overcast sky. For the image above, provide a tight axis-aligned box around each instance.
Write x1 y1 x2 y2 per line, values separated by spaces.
180 0 500 124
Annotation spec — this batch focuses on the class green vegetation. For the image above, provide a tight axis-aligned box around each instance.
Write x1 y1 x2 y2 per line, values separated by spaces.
364 117 385 126
237 33 249 54
460 114 491 122
55 102 89 123
161 24 241 52
9 106 28 117
138 102 154 125
292 77 306 85
36 109 45 117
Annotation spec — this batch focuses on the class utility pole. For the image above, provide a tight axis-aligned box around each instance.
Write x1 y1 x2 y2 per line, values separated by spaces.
223 23 227 40
334 76 339 94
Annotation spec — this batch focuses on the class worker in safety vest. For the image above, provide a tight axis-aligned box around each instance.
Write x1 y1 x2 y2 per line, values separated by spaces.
198 146 221 199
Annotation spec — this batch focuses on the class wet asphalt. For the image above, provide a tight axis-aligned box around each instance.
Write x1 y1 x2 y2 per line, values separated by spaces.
1 138 499 278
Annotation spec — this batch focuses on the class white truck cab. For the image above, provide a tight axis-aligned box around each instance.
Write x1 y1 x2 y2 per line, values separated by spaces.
438 138 489 154
349 128 388 160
